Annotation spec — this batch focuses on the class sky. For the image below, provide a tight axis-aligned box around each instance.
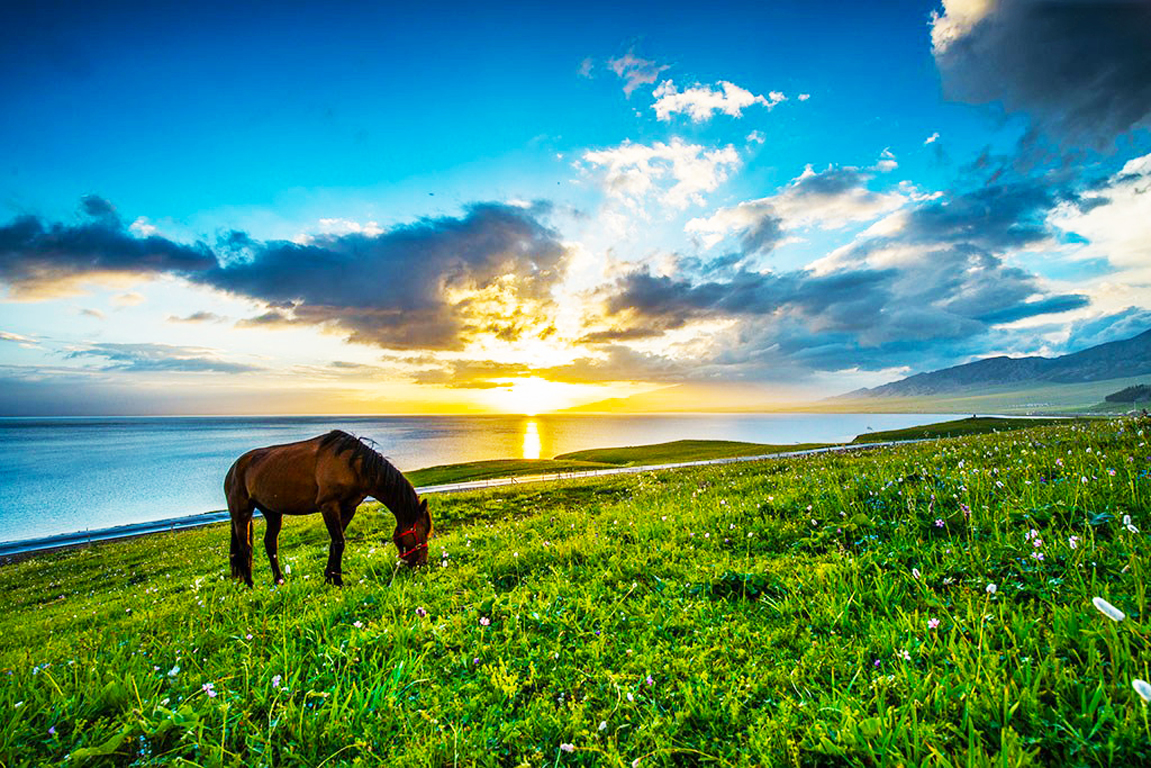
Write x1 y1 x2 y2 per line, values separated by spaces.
1 0 1149 415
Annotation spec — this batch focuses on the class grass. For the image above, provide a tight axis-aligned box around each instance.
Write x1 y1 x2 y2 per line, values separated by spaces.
555 439 831 465
2 417 1151 765
851 416 1079 444
407 459 614 488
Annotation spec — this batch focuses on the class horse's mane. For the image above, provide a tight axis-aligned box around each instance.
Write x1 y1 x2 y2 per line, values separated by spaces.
319 430 418 510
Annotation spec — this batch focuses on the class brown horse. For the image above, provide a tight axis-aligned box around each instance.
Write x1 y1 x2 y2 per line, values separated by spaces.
224 430 432 586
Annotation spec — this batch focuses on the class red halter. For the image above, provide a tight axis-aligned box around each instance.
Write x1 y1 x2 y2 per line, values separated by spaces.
397 525 427 560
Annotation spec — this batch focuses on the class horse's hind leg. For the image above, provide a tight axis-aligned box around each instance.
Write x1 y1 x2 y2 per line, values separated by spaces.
319 501 346 586
263 510 285 585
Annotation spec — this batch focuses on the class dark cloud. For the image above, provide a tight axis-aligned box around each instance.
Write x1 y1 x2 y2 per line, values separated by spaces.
0 199 569 351
65 342 261 374
934 0 1151 147
0 213 215 296
79 194 120 224
200 202 567 350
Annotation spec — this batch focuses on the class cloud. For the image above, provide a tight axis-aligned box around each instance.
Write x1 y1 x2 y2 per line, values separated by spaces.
651 80 784 122
0 199 571 353
932 0 1151 147
607 52 670 96
1 331 37 344
167 311 225 324
579 139 740 211
0 207 216 298
686 164 908 250
925 132 940 145
1048 151 1151 275
201 202 569 350
112 291 145 307
66 342 262 373
409 359 531 388
595 173 1091 376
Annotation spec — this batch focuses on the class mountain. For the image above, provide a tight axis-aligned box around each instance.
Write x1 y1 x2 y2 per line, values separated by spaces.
843 328 1151 399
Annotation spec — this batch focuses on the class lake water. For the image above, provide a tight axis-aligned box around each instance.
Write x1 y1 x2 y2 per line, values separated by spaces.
0 412 957 544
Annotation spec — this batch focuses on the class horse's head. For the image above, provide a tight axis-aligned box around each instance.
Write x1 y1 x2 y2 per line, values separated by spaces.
394 498 433 567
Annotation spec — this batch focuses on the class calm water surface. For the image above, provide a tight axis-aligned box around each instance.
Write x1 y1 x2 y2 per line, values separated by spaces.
0 413 957 543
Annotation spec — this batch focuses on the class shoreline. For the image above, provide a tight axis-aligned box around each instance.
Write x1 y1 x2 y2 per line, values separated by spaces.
0 440 906 562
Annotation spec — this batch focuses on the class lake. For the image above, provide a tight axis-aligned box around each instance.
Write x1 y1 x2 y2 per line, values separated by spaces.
0 412 958 544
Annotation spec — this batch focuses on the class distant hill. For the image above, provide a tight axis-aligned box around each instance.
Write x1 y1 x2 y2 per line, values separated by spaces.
842 328 1151 399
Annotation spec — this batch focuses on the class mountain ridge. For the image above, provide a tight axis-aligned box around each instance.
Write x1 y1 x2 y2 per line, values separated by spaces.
840 328 1151 399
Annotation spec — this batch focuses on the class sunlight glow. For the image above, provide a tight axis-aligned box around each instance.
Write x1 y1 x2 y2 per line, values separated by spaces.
484 376 584 415
522 419 542 459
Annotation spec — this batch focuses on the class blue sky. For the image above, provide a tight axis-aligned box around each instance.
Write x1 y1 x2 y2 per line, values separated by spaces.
1 0 1149 414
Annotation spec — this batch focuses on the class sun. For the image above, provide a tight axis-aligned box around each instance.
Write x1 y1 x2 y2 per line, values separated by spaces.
485 376 582 415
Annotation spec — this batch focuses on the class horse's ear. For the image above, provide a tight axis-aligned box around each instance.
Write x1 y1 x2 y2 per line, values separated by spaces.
419 498 429 516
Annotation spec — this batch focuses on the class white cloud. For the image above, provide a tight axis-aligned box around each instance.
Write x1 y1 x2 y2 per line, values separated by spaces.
1048 152 1151 289
112 291 145 307
577 57 594 78
747 130 765 144
924 132 940 145
930 0 995 53
797 93 811 101
651 80 784 123
580 138 741 211
129 217 158 237
608 53 671 96
686 163 908 249
876 148 898 172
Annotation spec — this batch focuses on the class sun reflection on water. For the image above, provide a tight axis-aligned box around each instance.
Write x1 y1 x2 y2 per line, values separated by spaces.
522 419 541 460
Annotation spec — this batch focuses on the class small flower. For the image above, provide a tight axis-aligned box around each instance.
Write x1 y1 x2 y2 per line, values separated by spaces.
473 657 481 665
479 616 491 626
645 675 654 686
246 633 253 640
48 726 56 736
627 692 634 701
632 760 642 768
598 720 607 731
927 617 940 630
560 743 576 753
912 568 921 580
415 606 428 618
167 665 180 677
353 621 363 629
897 649 911 661
1134 679 1151 703
272 674 282 688
1031 551 1044 561
873 659 881 668
986 583 997 594
1069 535 1080 549
1093 596 1126 622
201 682 217 698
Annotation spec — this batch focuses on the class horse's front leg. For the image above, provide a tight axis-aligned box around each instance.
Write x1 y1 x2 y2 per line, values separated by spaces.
319 502 346 586
263 511 285 585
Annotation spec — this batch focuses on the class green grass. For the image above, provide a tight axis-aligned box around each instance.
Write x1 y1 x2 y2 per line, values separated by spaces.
407 459 614 487
555 439 831 465
3 417 1151 766
851 416 1079 444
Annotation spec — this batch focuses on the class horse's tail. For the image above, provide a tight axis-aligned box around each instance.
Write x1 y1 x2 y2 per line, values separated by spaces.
224 458 254 585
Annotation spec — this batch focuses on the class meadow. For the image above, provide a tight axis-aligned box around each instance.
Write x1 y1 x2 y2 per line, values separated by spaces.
1 417 1149 766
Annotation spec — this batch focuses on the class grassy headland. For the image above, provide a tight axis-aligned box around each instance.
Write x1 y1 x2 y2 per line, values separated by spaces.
850 415 1078 444
1 417 1150 765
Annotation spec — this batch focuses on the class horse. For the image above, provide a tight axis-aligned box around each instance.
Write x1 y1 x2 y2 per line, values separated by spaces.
223 430 432 586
